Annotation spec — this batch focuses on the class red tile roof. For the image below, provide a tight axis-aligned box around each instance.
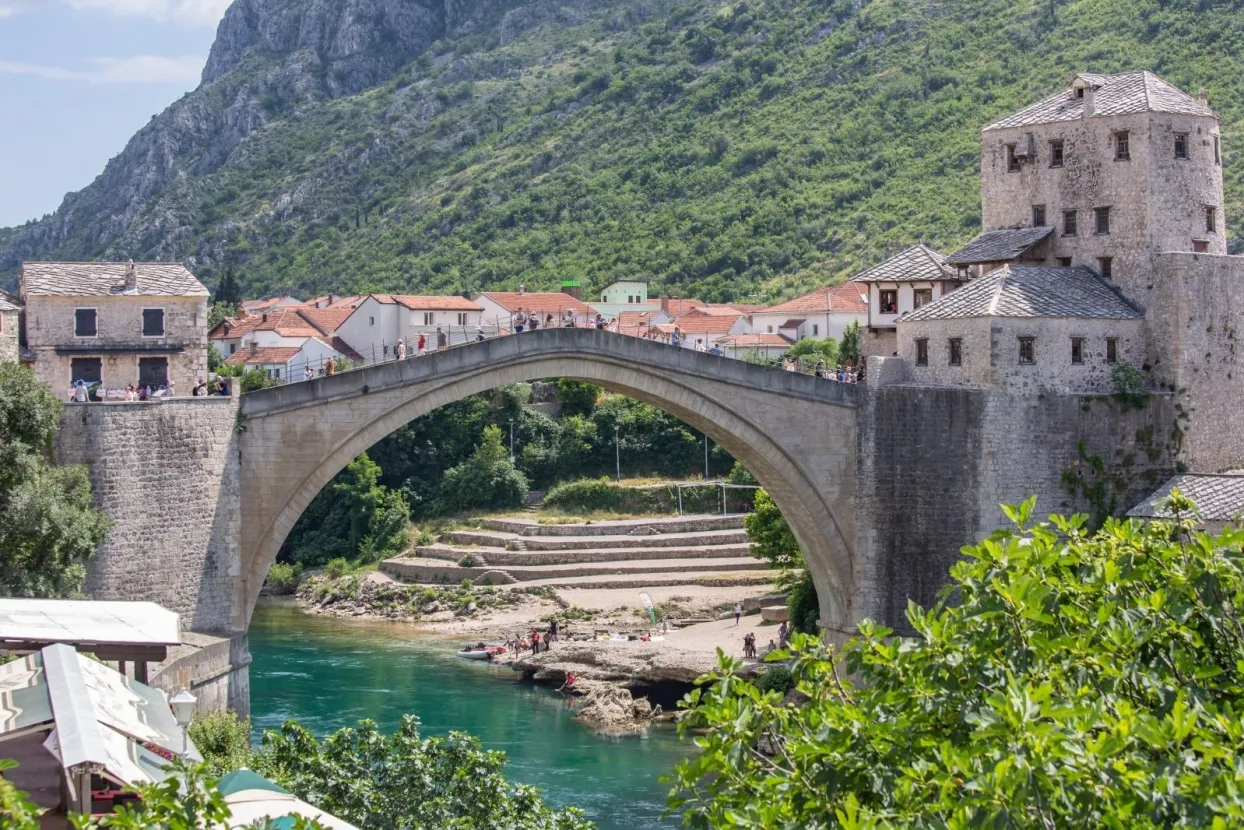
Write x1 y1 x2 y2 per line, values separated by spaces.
478 292 595 316
669 310 744 333
242 296 298 314
209 315 261 340
327 296 366 309
252 308 321 337
718 333 793 347
296 308 354 334
393 295 482 311
225 346 302 366
660 298 705 315
762 282 868 315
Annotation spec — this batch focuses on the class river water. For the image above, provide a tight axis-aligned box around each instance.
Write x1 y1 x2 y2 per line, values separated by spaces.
248 601 689 829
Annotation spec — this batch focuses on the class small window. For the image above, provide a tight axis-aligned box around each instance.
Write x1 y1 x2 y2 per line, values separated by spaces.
1075 87 1085 99
270 367 282 380
1174 133 1189 160
141 308 165 337
766 325 773 334
1193 239 1209 253
1106 337 1118 364
1206 205 1217 233
369 316 375 326
457 312 468 325
948 337 962 366
1214 135 1221 165
1049 140 1064 168
1098 257 1113 280
957 265 970 279
1056 257 1073 267
812 324 819 336
74 308 97 338
1114 131 1130 161
423 312 434 325
229 343 237 355
1018 337 1035 365
913 288 933 309
1032 204 1046 227
1071 337 1084 365
1063 210 1078 237
915 338 929 366
879 289 898 314
1095 206 1111 235
1006 144 1020 172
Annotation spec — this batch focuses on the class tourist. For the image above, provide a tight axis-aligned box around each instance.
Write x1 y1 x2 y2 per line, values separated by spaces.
193 377 208 396
396 338 406 361
514 309 526 333
325 360 335 377
594 313 606 330
545 313 555 329
436 327 447 350
558 672 576 693
476 326 486 342
215 378 228 395
71 380 89 403
709 344 723 357
814 360 825 378
695 338 706 352
778 620 789 644
549 617 558 643
563 311 575 327
529 312 540 331
671 330 681 349
531 630 541 654
733 602 742 626
138 384 150 401
304 364 314 381
124 384 136 401
765 639 778 655
417 333 427 355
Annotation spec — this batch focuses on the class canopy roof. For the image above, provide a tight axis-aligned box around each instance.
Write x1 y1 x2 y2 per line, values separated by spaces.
0 599 179 662
219 770 360 829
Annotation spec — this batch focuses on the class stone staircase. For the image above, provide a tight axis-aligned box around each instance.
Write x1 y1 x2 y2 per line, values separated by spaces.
380 514 773 589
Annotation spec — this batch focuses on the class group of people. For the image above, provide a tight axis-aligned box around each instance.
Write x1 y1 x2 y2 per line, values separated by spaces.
508 618 564 656
509 310 610 332
393 328 449 361
780 357 865 383
68 377 220 402
741 618 792 660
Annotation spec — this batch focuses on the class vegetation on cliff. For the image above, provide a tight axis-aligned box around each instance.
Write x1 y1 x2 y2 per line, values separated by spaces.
4 0 1241 302
677 494 1244 826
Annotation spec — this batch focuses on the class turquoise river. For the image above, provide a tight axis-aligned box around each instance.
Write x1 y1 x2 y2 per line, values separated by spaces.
248 601 690 829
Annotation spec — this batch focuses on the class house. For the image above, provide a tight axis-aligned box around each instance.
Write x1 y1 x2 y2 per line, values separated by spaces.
613 309 665 338
659 297 706 316
333 294 484 363
852 244 961 357
664 309 749 350
748 282 867 343
590 279 660 320
224 339 345 380
208 314 262 357
19 260 208 394
474 290 596 329
0 291 21 363
717 332 792 360
241 295 302 316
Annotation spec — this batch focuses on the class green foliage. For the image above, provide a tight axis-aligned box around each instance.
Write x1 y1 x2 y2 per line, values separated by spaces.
542 477 733 514
433 425 529 514
839 320 861 366
743 489 801 572
555 379 601 418
188 711 252 775
674 494 1244 827
265 561 303 594
323 558 351 579
0 363 110 597
206 301 240 330
213 267 243 306
206 343 225 373
754 665 794 695
785 337 838 364
726 462 757 486
785 570 820 635
457 553 482 568
1112 362 1151 409
283 452 410 568
255 716 594 829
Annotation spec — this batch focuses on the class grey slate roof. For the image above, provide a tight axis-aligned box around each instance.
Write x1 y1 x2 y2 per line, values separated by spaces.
902 265 1143 322
851 244 956 283
1128 474 1244 522
0 291 21 312
986 71 1216 131
945 227 1053 266
21 261 208 298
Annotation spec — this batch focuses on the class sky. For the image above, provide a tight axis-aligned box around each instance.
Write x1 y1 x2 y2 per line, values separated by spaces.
0 0 233 227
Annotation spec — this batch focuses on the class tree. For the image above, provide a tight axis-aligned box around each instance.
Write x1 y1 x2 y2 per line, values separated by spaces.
0 363 110 597
839 319 861 366
256 716 594 830
555 379 601 418
673 494 1244 827
432 425 529 514
214 267 243 306
207 343 225 372
784 337 838 364
743 488 817 632
207 302 240 331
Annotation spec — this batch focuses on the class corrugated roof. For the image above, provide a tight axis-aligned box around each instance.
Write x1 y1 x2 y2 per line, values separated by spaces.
903 265 1143 321
945 227 1053 266
1128 474 1244 521
478 292 594 315
986 71 1216 131
763 282 868 314
21 261 208 298
852 245 956 283
225 346 303 366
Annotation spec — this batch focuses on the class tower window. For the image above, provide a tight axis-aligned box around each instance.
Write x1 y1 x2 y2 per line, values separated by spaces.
1098 257 1112 280
74 308 97 338
1095 207 1111 235
1075 87 1085 99
1106 337 1118 364
1049 140 1064 167
948 337 962 366
1063 210 1078 237
913 288 933 309
1070 337 1084 365
1006 144 1020 172
1057 257 1073 267
1018 337 1035 365
1032 204 1046 227
915 338 928 366
1206 205 1217 233
1114 131 1130 161
1174 133 1189 160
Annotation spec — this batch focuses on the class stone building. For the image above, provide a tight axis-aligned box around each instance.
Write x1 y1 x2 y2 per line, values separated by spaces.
1128 473 1244 534
20 261 208 395
0 291 20 364
852 244 962 356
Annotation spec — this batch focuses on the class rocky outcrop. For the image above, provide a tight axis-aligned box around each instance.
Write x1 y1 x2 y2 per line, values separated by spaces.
572 683 655 734
511 641 723 685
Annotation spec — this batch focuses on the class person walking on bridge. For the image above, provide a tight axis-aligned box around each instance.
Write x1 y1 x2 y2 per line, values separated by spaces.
417 333 427 355
396 338 406 361
436 327 447 350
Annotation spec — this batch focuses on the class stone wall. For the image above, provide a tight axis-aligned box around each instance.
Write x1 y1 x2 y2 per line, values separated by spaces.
55 396 243 634
0 308 18 363
149 632 251 718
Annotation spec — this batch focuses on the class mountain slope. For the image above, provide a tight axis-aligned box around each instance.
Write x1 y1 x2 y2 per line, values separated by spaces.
3 0 1242 303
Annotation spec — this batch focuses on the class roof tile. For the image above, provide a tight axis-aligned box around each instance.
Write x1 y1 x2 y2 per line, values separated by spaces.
21 261 208 298
1128 474 1244 521
903 265 1143 321
852 245 956 283
763 281 868 314
986 71 1216 131
945 227 1053 266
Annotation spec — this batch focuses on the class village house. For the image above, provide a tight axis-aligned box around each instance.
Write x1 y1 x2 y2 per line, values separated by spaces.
748 282 867 343
658 308 749 350
240 295 302 316
0 291 21 364
717 332 792 359
475 290 595 329
221 306 360 379
590 279 661 320
19 261 208 395
334 294 484 362
852 244 961 357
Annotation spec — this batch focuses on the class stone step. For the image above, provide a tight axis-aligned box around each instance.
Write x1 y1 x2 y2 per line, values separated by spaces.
412 543 753 566
380 556 771 585
512 571 776 590
476 513 746 537
443 528 749 551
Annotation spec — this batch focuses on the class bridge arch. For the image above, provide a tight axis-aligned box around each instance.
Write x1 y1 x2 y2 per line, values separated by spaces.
236 329 862 637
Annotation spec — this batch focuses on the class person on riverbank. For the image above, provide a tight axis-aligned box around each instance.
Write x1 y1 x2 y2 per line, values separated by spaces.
548 618 558 644
743 632 756 659
733 603 742 626
778 620 789 645
558 672 576 693
531 630 541 654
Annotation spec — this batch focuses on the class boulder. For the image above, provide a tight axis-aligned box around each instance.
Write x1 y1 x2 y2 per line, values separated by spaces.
573 684 651 734
760 606 789 622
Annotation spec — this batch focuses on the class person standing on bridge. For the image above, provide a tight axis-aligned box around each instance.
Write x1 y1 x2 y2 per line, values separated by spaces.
513 309 525 333
476 325 486 342
417 332 427 355
304 365 314 381
436 327 448 350
396 338 406 361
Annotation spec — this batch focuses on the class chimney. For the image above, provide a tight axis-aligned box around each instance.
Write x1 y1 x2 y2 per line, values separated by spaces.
560 280 582 300
124 259 137 291
517 284 525 296
1082 84 1095 119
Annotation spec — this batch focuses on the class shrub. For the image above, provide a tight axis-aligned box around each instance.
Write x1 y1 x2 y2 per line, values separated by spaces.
785 571 819 634
755 665 794 695
415 530 435 546
1111 362 1151 409
432 425 529 514
187 711 251 775
324 557 351 579
265 562 303 594
457 553 482 568
727 462 758 486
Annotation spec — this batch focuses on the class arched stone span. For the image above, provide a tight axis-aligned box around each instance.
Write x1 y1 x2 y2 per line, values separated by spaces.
236 329 863 636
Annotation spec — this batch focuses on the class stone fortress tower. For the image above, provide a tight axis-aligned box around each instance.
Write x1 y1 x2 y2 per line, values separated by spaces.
892 71 1244 475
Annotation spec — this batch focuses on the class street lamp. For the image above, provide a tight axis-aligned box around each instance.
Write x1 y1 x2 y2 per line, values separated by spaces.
704 433 710 481
170 689 196 759
508 419 515 465
614 424 621 483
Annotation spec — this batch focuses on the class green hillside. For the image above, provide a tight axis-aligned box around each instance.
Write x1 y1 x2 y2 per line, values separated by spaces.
3 0 1243 303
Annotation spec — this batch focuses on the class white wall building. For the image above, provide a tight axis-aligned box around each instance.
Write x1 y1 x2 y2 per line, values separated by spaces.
853 244 962 357
748 282 867 343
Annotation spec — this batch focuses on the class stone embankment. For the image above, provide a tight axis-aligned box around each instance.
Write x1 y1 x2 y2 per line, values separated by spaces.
379 514 771 590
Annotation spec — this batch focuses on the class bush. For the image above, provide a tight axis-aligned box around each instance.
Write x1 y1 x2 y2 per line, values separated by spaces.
727 462 758 486
432 425 529 514
542 477 731 515
324 557 350 579
674 494 1244 826
265 562 303 594
785 571 819 634
755 665 794 695
187 711 251 775
415 530 435 546
1111 362 1150 408
457 553 482 567
556 379 602 417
